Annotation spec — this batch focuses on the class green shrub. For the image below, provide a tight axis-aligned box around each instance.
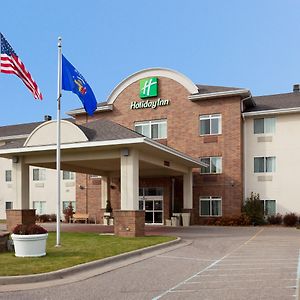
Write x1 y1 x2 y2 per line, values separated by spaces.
242 192 265 225
267 213 282 225
38 214 51 223
283 213 298 227
63 202 74 223
12 224 48 235
204 214 251 226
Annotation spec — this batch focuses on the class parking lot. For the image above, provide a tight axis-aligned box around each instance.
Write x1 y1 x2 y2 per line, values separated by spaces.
1 226 300 300
153 227 300 300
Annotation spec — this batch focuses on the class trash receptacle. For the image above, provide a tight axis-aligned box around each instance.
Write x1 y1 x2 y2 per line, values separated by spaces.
173 213 182 226
181 213 191 226
171 216 179 226
165 219 172 226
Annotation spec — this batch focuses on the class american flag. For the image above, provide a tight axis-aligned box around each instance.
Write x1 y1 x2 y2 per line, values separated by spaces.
0 33 42 100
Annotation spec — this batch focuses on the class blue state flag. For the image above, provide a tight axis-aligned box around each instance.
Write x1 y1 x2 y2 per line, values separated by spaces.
62 55 97 116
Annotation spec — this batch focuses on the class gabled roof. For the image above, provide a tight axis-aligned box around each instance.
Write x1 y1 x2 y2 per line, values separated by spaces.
196 84 244 94
0 121 43 138
77 119 143 142
244 92 300 112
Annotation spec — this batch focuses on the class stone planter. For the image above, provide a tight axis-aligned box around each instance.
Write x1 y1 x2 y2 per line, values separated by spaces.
11 233 48 257
181 213 191 226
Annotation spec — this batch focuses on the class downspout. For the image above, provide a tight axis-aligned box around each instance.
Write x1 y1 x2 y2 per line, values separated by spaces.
171 177 175 214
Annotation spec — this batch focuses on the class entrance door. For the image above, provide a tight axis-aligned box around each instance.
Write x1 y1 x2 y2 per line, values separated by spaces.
139 187 163 224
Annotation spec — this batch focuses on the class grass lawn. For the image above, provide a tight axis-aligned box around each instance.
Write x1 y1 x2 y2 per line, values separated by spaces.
0 232 175 276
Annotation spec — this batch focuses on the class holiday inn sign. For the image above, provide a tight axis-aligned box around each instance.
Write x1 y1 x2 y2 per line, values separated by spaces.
130 77 170 110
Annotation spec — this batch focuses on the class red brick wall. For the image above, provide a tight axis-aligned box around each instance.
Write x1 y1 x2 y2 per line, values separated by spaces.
75 77 243 224
6 209 36 232
114 210 145 237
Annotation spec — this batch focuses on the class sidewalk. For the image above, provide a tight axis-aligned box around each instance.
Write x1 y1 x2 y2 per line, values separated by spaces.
0 222 185 236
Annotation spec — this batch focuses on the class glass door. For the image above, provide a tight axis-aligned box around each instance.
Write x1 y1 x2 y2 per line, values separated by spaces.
139 187 163 224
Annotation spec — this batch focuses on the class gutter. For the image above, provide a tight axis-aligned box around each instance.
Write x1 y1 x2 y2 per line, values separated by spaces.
243 106 300 117
67 104 113 116
188 89 250 101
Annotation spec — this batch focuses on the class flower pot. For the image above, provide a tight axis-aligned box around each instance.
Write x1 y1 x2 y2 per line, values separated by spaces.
11 233 48 257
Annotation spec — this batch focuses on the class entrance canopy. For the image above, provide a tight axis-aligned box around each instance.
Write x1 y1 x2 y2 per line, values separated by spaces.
0 119 201 177
0 119 203 211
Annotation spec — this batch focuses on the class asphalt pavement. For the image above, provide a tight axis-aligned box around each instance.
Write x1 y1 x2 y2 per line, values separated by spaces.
0 225 300 300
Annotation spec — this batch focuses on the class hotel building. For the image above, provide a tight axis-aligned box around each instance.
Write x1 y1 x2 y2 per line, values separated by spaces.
0 68 299 231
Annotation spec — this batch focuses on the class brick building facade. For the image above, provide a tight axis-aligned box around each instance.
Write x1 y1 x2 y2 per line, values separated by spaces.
68 68 250 224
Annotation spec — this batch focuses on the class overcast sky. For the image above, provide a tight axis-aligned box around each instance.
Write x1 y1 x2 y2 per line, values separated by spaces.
1 0 299 125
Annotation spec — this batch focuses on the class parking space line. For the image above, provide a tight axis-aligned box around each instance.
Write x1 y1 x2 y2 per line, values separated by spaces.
186 279 295 284
152 228 264 300
197 272 297 277
296 249 300 300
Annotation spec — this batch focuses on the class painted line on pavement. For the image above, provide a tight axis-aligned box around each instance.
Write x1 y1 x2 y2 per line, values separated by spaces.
296 249 300 300
152 228 263 300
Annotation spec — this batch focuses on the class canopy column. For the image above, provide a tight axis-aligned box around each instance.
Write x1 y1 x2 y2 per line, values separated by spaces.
115 148 144 237
6 157 35 232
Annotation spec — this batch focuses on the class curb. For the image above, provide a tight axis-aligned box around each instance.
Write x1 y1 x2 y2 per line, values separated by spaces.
0 237 184 285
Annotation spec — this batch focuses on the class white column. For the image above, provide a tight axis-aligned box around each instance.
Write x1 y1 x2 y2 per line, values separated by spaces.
13 157 29 209
101 176 110 209
120 148 139 210
183 169 193 209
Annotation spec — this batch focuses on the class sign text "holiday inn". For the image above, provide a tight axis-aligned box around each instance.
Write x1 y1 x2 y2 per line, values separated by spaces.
130 77 170 110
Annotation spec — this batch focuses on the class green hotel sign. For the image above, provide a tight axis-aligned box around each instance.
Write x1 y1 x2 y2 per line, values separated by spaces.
130 77 170 110
139 77 158 98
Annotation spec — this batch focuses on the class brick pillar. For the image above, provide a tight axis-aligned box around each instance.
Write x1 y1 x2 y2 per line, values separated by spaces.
114 210 145 237
6 209 36 232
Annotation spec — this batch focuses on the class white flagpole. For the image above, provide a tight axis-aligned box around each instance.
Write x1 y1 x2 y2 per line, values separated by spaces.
56 37 62 247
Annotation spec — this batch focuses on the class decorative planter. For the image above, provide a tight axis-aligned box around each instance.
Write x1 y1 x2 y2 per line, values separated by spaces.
181 213 191 226
11 233 48 257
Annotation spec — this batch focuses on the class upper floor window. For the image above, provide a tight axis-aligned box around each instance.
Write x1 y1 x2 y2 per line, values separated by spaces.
63 171 75 180
199 196 222 217
200 157 222 174
254 156 276 173
5 170 12 182
254 117 275 134
135 120 167 139
33 168 46 181
200 114 221 135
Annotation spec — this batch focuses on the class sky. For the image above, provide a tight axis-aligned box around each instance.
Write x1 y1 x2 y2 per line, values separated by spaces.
1 0 300 126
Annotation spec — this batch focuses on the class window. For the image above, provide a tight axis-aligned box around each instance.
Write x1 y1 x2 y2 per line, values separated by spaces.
5 170 12 182
200 157 222 174
134 120 167 139
254 117 275 134
254 157 276 173
62 201 76 212
199 197 222 216
261 200 276 216
63 171 75 180
200 114 221 135
33 201 46 215
5 202 13 210
33 168 46 181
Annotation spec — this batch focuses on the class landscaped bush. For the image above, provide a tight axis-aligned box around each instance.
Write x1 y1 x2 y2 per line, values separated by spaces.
242 192 265 225
204 214 251 226
267 213 283 225
283 213 298 227
38 214 51 223
49 214 57 222
63 202 74 223
12 224 48 235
